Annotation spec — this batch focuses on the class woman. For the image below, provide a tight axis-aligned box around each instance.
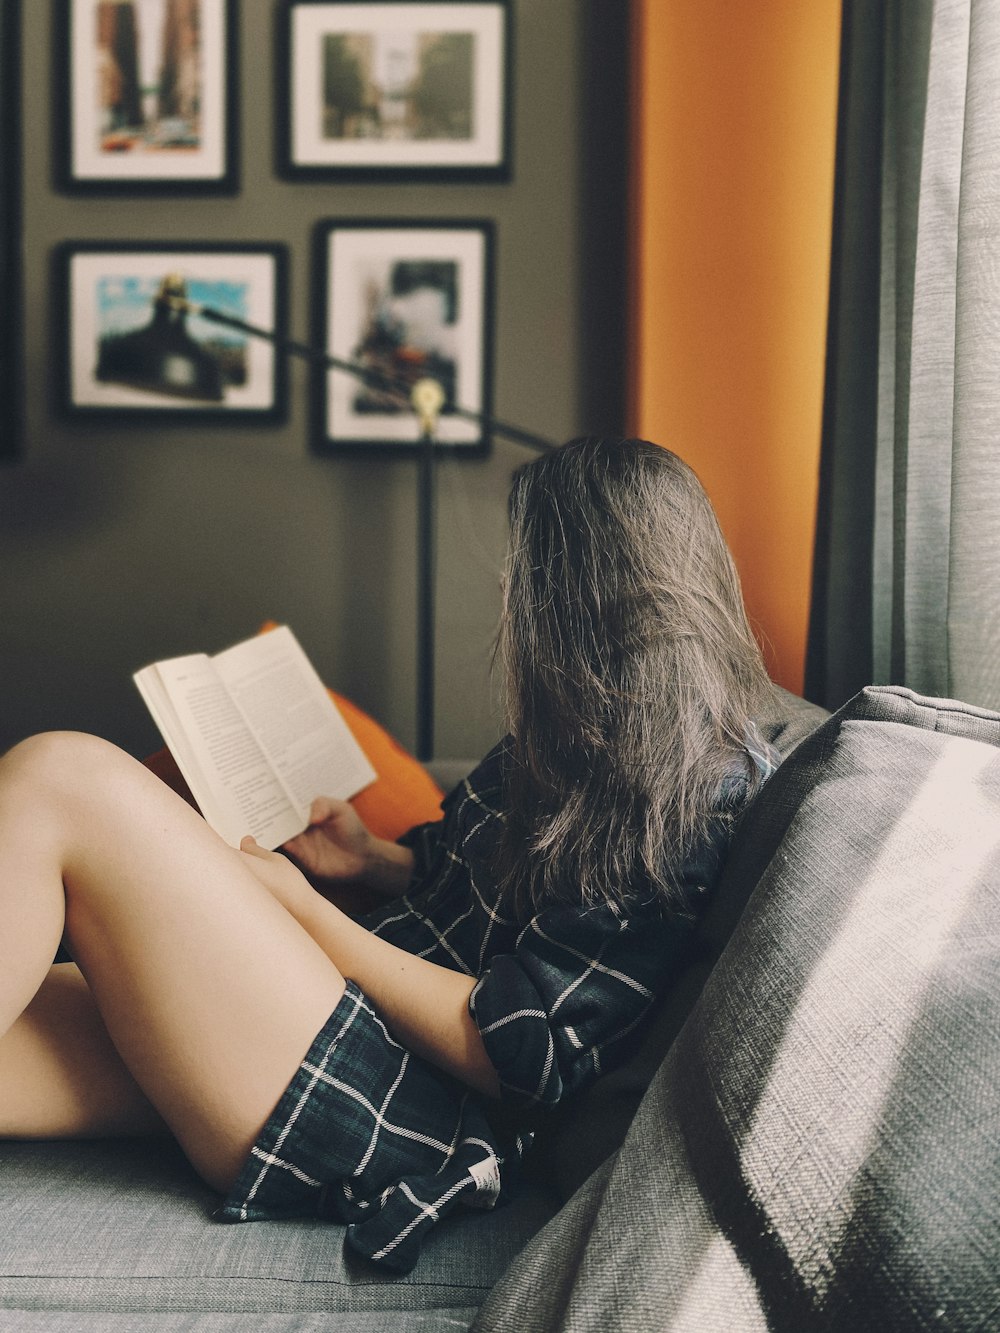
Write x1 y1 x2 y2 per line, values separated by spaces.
0 438 776 1271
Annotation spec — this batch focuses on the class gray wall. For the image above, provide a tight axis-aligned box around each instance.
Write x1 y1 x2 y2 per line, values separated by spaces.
0 1 627 763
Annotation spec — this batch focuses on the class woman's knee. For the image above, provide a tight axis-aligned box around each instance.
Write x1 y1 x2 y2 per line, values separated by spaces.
0 732 132 807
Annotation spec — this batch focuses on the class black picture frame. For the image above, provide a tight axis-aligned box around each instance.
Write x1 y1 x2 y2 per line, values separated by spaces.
1 0 23 460
279 0 511 182
312 218 494 454
57 241 288 423
55 0 239 194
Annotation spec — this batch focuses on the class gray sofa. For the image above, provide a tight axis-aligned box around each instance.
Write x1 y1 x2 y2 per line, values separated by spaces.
3 685 999 1331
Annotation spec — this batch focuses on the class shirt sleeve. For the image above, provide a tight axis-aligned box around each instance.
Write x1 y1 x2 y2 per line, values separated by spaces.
468 901 693 1111
397 742 508 891
396 817 448 886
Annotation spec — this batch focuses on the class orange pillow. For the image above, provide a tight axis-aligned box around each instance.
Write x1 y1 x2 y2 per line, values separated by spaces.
143 632 444 844
327 688 444 841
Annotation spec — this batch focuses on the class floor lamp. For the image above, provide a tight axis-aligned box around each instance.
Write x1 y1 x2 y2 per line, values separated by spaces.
99 277 556 760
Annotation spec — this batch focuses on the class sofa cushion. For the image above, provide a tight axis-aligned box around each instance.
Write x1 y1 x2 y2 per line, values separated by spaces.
0 1315 479 1332
0 1138 553 1318
475 685 1000 1331
758 682 833 755
539 683 831 1199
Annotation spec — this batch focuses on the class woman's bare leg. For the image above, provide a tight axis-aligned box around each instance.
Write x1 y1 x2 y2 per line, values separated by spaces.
0 731 347 1192
0 963 165 1138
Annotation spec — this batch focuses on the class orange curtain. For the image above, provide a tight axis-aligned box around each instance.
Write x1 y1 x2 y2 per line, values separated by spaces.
628 0 842 694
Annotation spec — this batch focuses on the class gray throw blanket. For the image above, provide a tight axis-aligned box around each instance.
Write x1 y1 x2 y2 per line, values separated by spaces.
474 687 1000 1332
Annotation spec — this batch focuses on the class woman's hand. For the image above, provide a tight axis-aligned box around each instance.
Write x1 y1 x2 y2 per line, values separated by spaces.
238 836 312 916
282 798 376 883
282 799 415 899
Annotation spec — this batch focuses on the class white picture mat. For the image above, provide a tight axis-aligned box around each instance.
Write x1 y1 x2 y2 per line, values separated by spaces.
69 250 278 411
70 0 227 180
325 227 487 444
291 2 504 167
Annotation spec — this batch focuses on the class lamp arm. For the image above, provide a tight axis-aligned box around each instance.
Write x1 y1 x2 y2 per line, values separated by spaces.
192 304 555 453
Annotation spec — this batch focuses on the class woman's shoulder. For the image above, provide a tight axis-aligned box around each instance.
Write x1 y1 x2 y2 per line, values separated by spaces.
439 737 511 814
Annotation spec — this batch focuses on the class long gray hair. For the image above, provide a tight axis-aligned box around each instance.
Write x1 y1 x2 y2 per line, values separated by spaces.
497 436 773 917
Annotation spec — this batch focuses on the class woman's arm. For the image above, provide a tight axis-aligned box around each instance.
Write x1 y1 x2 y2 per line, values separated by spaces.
282 798 415 900
240 838 501 1100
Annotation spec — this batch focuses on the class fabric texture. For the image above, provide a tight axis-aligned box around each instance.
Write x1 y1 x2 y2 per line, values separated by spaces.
217 981 524 1275
808 0 1000 712
0 1138 550 1317
218 728 776 1273
0 1315 478 1332
385 738 706 1113
474 685 1000 1331
383 728 775 1114
537 684 829 1200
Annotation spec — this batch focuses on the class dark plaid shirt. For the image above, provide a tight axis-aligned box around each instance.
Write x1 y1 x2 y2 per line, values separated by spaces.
223 726 779 1272
367 727 779 1114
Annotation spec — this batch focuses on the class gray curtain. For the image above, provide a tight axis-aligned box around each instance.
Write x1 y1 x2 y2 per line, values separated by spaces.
807 0 1000 712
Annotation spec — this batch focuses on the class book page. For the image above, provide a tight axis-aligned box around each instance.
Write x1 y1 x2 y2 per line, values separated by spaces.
135 653 304 850
213 626 377 819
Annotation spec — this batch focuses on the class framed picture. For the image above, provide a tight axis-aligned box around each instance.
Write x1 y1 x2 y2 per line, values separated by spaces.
281 1 510 181
0 0 22 459
56 0 238 192
313 220 493 452
58 242 288 421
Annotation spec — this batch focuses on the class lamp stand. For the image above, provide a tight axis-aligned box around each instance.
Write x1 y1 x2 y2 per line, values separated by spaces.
411 379 446 761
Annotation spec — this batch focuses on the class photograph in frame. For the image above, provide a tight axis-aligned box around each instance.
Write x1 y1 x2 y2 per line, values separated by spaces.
60 243 287 420
284 2 509 180
59 0 236 190
315 221 493 451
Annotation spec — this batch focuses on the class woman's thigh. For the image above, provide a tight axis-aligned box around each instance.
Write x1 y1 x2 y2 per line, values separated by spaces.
16 733 348 1193
0 962 166 1139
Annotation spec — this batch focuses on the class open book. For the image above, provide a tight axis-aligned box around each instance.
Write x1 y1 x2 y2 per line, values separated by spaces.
134 625 377 850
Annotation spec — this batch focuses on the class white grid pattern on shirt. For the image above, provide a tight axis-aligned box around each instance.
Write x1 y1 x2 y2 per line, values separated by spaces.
531 919 655 1003
238 985 365 1216
371 1176 476 1262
